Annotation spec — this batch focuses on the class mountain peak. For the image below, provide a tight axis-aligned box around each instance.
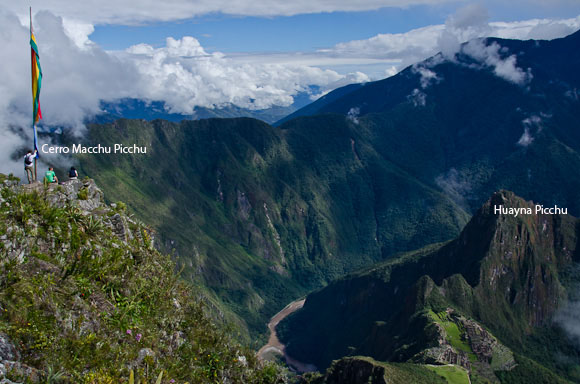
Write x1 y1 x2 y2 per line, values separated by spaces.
279 190 579 380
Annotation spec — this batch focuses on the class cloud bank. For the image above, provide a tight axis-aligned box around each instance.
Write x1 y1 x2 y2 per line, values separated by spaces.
124 37 353 113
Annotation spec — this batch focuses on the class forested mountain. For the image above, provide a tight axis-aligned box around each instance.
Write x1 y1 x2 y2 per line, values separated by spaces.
58 30 580 354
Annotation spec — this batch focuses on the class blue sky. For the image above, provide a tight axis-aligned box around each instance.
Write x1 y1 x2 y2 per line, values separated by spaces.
86 2 580 53
91 6 451 52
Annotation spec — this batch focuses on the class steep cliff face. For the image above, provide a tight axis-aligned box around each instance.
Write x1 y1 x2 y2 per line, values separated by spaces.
0 175 285 383
438 191 577 341
279 191 579 382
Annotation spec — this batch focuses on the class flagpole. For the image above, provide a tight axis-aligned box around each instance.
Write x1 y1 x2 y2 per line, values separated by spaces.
30 7 37 182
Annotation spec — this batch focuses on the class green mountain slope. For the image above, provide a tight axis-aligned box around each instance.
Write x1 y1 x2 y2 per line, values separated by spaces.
71 31 580 345
280 31 580 214
275 83 363 126
285 31 580 121
0 175 285 383
75 116 468 339
279 191 580 383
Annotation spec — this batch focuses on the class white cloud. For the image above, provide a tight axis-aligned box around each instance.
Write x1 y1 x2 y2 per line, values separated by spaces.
347 107 360 124
517 115 545 147
517 128 534 147
322 10 580 77
124 37 362 112
9 0 456 25
34 12 139 128
413 66 440 88
448 4 490 31
522 115 543 130
490 17 580 40
461 39 532 84
408 88 427 106
325 24 444 67
61 19 95 49
438 3 491 57
0 130 26 177
309 72 370 100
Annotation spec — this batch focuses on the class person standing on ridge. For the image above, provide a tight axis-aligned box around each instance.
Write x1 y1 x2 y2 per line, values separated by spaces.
24 149 37 183
68 167 78 180
44 166 58 185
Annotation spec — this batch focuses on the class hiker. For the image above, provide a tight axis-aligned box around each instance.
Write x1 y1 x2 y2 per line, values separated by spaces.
68 166 78 180
24 149 37 183
44 166 58 185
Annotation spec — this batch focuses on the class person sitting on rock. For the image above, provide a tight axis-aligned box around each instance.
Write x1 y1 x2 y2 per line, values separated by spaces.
68 166 78 180
44 167 58 185
24 149 37 184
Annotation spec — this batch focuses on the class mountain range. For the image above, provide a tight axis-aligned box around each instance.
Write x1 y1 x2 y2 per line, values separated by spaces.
95 88 320 125
1 21 579 384
272 30 580 383
280 30 580 215
70 29 580 346
74 114 468 340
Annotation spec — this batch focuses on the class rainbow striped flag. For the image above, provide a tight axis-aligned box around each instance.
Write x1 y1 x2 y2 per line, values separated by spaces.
30 13 42 152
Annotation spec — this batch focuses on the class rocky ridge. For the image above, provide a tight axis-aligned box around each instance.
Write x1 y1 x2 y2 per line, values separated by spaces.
0 174 285 383
1 179 147 262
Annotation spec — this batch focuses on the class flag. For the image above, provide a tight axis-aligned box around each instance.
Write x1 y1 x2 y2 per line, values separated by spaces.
30 11 42 152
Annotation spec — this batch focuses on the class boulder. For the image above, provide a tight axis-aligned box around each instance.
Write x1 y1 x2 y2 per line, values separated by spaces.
0 334 18 362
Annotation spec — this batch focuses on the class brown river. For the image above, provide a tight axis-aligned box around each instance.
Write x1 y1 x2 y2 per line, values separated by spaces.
257 298 318 373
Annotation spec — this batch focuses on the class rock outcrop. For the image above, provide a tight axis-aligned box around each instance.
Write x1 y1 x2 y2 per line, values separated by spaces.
301 356 449 384
1 179 153 262
324 357 388 384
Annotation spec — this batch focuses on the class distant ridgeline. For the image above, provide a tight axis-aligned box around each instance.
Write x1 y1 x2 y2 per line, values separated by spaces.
95 88 319 125
73 29 580 342
279 191 580 384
